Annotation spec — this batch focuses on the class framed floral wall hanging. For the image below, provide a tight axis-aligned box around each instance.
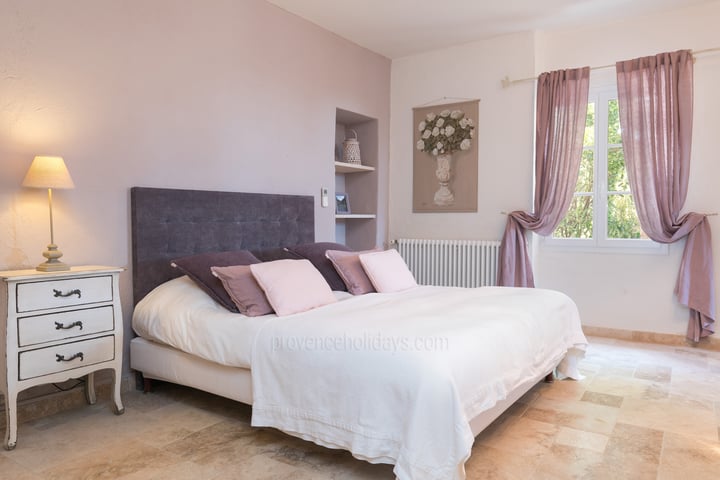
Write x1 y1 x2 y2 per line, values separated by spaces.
412 100 479 212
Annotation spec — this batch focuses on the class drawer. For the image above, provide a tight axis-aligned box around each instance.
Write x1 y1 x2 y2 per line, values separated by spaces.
19 335 115 380
16 275 113 312
17 306 115 347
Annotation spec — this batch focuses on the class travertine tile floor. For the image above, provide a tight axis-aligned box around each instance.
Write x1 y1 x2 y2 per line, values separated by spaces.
1 336 719 479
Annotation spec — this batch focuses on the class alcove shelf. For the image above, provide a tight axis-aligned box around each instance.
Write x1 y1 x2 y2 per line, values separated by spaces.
335 214 377 219
334 108 378 250
334 161 375 174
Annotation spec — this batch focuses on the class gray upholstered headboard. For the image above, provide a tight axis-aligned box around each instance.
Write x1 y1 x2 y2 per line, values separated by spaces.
131 187 314 305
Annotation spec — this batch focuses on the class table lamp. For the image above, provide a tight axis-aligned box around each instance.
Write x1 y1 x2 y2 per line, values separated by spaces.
22 156 75 271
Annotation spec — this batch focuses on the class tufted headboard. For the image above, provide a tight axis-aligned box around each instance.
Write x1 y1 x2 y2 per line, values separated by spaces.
130 187 315 305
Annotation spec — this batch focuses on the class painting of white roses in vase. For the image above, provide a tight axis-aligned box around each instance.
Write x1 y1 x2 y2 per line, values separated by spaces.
413 100 479 212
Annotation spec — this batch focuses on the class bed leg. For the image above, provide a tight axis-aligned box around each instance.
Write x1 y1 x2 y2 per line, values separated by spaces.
143 378 153 393
544 371 555 383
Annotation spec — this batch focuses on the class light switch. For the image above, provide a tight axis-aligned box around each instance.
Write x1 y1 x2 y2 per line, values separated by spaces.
321 187 329 207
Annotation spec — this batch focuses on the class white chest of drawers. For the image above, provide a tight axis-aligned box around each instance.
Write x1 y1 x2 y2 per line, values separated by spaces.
0 266 125 450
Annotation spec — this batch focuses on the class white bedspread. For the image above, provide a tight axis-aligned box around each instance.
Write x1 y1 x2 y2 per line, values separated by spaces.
132 275 354 368
250 286 587 480
132 276 268 368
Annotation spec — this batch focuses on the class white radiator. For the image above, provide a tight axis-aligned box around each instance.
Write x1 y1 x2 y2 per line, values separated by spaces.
395 238 501 288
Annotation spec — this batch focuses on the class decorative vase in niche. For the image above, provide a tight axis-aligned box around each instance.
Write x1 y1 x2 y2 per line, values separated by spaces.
433 153 455 206
342 129 362 165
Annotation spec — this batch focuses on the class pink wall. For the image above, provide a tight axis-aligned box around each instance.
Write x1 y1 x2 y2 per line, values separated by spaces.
0 0 390 370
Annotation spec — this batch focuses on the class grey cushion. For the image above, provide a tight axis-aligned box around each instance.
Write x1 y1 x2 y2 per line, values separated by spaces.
285 242 352 291
172 250 260 312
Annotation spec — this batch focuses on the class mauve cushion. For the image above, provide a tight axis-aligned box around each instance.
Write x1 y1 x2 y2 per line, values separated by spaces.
171 250 260 312
250 259 337 316
285 242 352 291
211 265 274 316
326 248 380 295
359 249 418 293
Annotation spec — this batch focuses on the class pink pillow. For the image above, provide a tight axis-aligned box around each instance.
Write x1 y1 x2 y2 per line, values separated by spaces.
250 259 337 316
359 249 418 293
326 248 379 295
211 265 274 317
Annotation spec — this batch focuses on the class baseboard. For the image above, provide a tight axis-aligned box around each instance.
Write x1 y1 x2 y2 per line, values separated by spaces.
583 325 720 352
0 372 136 429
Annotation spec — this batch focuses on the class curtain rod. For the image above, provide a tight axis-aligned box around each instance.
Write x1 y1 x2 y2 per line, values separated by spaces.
501 47 720 88
413 96 481 108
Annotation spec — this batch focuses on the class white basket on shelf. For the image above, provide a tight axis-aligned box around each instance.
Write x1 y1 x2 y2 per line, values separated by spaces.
342 130 362 165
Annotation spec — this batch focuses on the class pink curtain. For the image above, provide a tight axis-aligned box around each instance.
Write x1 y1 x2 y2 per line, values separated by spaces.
498 67 590 287
616 50 715 341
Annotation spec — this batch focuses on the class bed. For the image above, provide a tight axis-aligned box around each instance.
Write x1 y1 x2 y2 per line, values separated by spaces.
129 187 587 480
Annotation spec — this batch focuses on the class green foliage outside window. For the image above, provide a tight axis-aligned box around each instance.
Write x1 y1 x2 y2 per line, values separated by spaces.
553 99 645 240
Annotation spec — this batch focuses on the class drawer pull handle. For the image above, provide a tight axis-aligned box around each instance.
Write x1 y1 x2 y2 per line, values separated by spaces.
56 352 84 363
53 289 82 299
54 321 83 331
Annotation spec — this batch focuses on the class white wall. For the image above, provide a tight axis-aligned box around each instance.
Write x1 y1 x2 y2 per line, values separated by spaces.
0 0 390 370
389 32 536 242
389 2 720 336
534 1 720 335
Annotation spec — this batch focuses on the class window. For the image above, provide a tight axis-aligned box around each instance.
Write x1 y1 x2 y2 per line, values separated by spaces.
546 86 664 253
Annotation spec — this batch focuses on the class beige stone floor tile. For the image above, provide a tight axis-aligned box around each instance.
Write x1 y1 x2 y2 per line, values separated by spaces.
555 426 609 453
129 417 197 448
617 395 718 441
0 454 44 479
670 371 720 403
633 363 672 383
40 439 180 480
211 454 320 479
4 412 132 472
598 365 636 377
657 432 720 480
144 401 234 432
524 396 619 435
667 348 710 373
465 444 537 479
583 423 662 480
581 390 623 408
47 403 158 446
23 400 110 431
120 460 225 480
209 437 382 479
476 416 558 457
588 373 669 400
529 444 605 480
163 421 283 468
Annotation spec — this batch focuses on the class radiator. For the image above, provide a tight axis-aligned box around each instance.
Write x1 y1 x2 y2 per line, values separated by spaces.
395 238 501 288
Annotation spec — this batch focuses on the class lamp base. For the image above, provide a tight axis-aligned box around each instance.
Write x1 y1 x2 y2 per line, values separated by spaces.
37 243 70 272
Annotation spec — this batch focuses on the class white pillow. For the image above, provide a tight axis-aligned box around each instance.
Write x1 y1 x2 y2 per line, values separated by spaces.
358 249 418 293
250 259 337 316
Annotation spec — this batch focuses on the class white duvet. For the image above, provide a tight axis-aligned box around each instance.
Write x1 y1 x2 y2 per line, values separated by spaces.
252 285 586 480
134 277 587 479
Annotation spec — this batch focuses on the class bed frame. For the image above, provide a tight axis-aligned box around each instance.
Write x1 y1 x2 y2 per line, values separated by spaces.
129 186 553 441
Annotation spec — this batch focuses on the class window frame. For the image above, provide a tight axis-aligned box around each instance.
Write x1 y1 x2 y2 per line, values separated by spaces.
542 84 667 255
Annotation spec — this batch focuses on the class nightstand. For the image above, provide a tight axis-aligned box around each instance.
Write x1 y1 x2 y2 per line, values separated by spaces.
0 266 125 450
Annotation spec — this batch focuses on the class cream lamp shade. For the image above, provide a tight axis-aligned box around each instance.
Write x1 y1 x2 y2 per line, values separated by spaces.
22 156 75 190
22 156 75 272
